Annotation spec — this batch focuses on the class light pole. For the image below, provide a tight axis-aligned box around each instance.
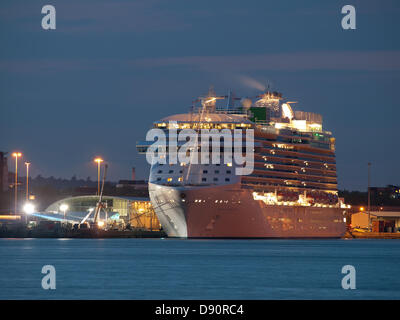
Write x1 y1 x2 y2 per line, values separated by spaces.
368 162 371 230
12 152 22 215
60 204 69 223
25 162 31 201
94 158 103 195
23 202 35 225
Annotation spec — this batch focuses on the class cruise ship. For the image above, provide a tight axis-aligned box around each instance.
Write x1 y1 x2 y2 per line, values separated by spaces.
137 88 347 238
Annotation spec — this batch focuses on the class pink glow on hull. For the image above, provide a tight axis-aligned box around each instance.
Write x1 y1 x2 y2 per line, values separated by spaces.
182 184 346 238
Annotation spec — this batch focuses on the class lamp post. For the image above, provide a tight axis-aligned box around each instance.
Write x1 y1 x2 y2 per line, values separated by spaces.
60 204 69 223
94 158 104 195
25 162 31 201
12 152 22 215
368 162 371 230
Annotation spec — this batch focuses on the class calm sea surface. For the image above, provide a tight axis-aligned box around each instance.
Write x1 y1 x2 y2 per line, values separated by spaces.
0 238 399 300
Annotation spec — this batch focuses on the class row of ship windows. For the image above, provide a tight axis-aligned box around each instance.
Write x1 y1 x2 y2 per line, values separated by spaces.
249 174 337 184
310 142 331 150
277 135 331 145
262 146 335 158
193 199 240 204
255 159 334 169
152 147 334 163
157 169 232 174
241 181 336 191
262 148 335 161
253 167 337 178
259 152 336 164
203 177 230 182
158 162 233 167
156 177 231 182
154 155 335 167
158 169 183 174
257 141 332 155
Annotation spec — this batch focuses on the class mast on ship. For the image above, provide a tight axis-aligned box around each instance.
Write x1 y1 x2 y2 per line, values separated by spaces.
199 86 225 113
184 86 229 184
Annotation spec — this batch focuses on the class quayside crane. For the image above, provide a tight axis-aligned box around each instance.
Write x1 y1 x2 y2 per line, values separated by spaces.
79 163 109 229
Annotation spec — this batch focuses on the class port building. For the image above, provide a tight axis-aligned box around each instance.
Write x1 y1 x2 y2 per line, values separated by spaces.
0 152 8 193
351 211 400 232
45 195 160 230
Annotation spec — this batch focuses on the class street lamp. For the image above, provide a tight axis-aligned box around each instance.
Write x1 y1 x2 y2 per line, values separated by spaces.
25 162 31 201
60 204 69 223
23 202 35 215
368 162 371 230
12 152 22 215
94 157 104 195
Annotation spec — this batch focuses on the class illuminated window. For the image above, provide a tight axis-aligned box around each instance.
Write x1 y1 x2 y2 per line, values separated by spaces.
227 163 232 167
167 178 172 182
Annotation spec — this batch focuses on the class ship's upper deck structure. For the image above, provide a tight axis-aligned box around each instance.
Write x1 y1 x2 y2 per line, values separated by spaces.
137 88 339 207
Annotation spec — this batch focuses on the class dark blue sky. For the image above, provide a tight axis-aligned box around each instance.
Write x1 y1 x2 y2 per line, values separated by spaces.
1 0 399 190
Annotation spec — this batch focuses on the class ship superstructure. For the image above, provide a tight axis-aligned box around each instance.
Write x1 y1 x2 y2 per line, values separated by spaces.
137 88 346 238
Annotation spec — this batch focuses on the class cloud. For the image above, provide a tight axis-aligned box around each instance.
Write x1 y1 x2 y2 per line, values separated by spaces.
1 50 400 74
129 50 400 72
0 0 189 33
56 1 189 33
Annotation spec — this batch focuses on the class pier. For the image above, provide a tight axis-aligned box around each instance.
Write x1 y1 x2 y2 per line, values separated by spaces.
0 222 166 239
344 230 400 239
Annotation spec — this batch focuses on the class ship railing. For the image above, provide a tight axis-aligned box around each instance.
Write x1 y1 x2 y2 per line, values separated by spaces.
190 106 248 115
214 108 248 115
257 125 277 134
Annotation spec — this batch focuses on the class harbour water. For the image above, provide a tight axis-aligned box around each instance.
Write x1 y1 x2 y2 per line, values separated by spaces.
0 238 399 300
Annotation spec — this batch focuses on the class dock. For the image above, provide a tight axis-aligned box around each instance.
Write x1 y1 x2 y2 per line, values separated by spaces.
0 223 166 239
343 230 400 239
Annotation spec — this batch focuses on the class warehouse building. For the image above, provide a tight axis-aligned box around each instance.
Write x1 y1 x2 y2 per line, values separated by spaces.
351 211 400 233
0 152 8 193
45 195 160 230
